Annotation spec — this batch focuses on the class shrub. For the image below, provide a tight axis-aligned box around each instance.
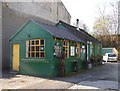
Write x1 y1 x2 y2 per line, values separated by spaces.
91 55 97 66
96 54 103 65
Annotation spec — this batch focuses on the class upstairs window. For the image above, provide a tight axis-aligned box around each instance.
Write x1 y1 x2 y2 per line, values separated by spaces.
63 41 69 58
26 39 45 58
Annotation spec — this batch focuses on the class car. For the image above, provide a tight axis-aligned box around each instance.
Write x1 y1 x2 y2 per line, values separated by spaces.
103 53 117 62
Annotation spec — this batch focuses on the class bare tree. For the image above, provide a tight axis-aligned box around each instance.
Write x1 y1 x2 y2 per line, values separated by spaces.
82 24 89 32
94 2 118 34
93 1 118 47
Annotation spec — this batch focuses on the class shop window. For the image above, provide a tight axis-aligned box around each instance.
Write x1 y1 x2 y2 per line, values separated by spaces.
76 43 80 57
70 46 75 56
63 41 69 58
26 39 45 58
54 46 62 57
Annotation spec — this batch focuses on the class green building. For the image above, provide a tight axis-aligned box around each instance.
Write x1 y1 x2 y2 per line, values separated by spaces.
56 21 102 61
10 20 102 77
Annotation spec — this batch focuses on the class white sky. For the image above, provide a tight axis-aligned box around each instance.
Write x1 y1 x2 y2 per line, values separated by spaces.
61 0 119 33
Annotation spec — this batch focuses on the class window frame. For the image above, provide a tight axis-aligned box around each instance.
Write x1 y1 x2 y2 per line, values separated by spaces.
63 40 69 58
26 39 45 58
76 43 80 58
70 46 75 56
92 44 94 55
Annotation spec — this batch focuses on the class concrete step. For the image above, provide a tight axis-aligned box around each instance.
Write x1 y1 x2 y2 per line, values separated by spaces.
9 71 19 75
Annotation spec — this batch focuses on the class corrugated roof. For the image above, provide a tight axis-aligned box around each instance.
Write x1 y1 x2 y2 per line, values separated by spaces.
57 20 101 44
33 20 84 42
79 29 100 43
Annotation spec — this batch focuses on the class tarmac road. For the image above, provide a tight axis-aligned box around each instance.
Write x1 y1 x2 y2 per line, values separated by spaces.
22 62 119 89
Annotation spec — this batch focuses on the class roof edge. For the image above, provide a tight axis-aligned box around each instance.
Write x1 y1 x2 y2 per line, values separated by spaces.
31 19 54 36
9 20 31 41
58 20 102 44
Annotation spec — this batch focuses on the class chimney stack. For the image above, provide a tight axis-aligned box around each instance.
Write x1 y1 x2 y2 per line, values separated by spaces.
76 19 79 28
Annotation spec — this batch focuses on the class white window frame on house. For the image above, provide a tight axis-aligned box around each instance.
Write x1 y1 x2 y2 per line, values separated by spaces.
70 46 75 56
26 39 45 58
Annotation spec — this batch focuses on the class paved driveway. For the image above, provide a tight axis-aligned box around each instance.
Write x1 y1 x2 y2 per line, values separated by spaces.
1 62 119 90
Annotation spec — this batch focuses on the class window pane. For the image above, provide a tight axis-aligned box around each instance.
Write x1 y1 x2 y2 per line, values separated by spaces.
31 40 34 45
70 46 75 56
41 52 44 58
41 40 44 45
36 40 39 45
36 52 39 57
36 46 39 51
31 46 35 51
31 52 34 57
40 46 44 51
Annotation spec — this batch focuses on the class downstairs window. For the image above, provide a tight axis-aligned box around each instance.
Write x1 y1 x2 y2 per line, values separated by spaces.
26 39 45 58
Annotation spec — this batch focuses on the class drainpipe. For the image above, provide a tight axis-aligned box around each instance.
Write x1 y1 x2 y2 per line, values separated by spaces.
87 41 89 61
90 42 92 57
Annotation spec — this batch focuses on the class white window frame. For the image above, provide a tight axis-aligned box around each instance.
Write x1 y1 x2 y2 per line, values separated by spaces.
70 46 75 56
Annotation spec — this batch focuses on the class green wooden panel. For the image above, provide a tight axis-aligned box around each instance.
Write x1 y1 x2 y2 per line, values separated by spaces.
10 21 54 77
11 21 52 42
80 43 86 61
51 38 84 76
10 20 101 77
20 60 52 77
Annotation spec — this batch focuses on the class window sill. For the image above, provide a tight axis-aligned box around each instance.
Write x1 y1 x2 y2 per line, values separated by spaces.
21 59 49 63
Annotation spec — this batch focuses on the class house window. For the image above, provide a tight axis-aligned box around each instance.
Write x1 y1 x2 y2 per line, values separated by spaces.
76 43 80 57
70 46 75 56
26 39 45 58
63 41 69 58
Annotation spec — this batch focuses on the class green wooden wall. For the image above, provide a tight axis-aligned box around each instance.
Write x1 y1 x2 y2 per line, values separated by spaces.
10 21 54 77
52 38 84 75
10 20 102 78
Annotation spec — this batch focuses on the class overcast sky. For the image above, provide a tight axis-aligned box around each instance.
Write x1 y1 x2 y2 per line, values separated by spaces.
61 0 119 33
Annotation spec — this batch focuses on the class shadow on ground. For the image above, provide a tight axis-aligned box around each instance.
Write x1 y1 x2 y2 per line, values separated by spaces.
2 69 18 79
